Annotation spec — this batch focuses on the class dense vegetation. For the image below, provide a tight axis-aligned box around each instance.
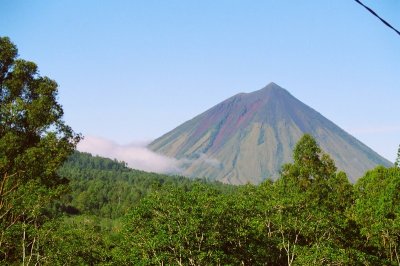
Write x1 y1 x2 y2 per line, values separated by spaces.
0 36 80 264
57 152 230 219
16 140 400 265
1 37 399 265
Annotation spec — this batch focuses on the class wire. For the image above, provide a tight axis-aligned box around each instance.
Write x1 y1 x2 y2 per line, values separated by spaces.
354 0 400 36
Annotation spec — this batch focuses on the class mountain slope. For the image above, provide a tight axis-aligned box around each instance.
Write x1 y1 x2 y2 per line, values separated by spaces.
149 83 391 184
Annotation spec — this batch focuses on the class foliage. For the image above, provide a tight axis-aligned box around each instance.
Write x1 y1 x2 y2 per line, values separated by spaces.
117 183 281 265
0 37 80 264
352 166 400 265
40 215 114 265
111 134 383 265
35 136 399 265
258 135 357 265
57 151 232 219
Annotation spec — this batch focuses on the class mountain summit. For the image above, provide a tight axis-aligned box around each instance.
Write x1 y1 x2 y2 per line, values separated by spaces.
149 83 391 184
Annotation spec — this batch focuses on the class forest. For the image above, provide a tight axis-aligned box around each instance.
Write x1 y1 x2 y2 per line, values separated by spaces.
1 37 399 265
3 140 400 265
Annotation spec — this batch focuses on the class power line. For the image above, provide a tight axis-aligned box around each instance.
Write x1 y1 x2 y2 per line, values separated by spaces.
354 0 400 36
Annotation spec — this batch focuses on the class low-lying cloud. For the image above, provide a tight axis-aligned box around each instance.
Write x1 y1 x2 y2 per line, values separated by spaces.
77 136 181 174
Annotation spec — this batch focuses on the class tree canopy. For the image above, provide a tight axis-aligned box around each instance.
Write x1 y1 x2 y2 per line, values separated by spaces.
9 137 397 265
0 36 80 263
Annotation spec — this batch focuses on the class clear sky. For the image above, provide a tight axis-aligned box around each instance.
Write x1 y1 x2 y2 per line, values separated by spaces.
1 0 399 163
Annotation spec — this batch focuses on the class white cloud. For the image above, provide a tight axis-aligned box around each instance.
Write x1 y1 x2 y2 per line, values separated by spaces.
77 136 182 174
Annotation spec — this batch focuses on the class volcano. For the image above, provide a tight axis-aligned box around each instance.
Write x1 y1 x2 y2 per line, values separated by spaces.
149 83 391 184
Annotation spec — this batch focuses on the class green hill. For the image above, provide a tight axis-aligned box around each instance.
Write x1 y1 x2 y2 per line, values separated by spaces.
57 151 232 218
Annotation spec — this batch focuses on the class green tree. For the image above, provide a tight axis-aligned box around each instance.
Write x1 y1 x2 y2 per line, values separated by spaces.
272 134 355 265
41 215 113 265
0 37 80 263
119 184 226 265
352 166 400 265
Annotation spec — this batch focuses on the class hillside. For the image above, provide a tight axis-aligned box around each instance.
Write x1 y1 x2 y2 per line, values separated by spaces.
58 151 231 218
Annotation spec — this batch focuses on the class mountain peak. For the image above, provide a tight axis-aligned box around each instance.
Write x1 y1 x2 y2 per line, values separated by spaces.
237 82 284 96
249 82 290 99
264 81 282 89
260 82 285 92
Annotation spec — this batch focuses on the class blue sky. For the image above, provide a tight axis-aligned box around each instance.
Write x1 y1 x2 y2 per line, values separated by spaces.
1 0 399 162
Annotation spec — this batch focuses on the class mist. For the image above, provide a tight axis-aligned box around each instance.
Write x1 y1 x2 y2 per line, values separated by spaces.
77 136 182 174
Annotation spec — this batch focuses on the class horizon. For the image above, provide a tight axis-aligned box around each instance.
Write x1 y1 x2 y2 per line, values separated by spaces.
1 1 399 172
